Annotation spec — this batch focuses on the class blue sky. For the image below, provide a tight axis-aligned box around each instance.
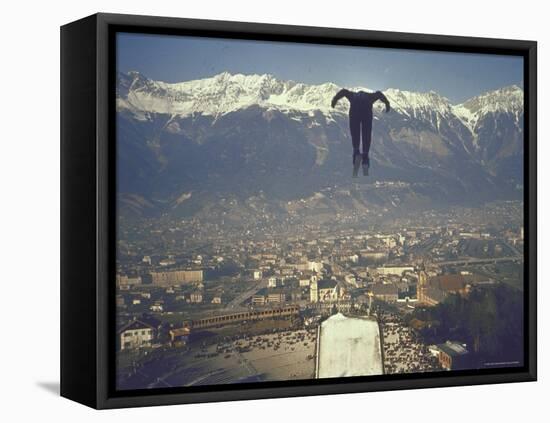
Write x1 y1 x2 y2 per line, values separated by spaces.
117 32 523 104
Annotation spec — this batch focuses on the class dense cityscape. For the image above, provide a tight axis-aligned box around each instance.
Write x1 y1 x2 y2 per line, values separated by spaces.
115 197 524 389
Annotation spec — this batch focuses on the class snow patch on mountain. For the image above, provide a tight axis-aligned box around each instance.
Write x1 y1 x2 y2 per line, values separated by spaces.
383 89 454 118
453 85 524 132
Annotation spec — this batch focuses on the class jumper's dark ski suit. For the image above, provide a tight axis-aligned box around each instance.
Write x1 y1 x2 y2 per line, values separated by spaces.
331 89 391 167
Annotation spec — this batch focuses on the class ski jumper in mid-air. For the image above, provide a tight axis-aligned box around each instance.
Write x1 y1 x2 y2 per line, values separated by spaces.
331 89 391 177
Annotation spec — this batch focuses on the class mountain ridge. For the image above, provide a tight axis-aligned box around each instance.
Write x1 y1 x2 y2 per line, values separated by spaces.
115 71 524 220
117 70 522 125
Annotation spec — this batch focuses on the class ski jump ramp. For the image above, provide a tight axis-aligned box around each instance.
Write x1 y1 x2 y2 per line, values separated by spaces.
316 313 384 378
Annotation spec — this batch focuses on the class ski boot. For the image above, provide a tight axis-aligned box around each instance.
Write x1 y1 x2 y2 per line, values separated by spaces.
362 154 370 176
352 152 362 178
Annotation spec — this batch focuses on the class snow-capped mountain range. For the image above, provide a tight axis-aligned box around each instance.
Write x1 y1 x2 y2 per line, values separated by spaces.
118 71 343 118
117 70 522 130
116 71 524 218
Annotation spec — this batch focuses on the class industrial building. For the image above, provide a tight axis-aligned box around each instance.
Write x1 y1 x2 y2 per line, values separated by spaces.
149 269 203 286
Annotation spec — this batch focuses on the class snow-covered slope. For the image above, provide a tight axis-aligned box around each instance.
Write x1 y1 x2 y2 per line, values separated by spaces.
451 85 524 161
453 85 524 132
383 89 454 120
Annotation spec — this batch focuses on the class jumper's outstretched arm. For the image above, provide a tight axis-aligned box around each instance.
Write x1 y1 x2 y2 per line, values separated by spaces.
374 91 391 112
331 88 353 108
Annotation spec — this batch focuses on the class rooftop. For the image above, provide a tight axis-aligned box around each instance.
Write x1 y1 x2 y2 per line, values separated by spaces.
371 283 399 295
317 279 338 289
437 341 469 356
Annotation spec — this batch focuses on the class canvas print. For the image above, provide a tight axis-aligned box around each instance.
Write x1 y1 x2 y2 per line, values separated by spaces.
115 32 525 390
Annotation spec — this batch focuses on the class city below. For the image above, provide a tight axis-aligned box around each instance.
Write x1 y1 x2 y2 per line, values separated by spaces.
115 199 524 390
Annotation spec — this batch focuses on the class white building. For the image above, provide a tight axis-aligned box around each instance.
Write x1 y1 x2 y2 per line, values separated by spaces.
376 266 414 276
150 303 163 312
310 279 346 303
116 274 142 288
299 278 311 287
118 320 154 350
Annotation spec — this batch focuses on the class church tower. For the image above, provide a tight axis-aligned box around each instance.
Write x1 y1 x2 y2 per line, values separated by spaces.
418 267 428 304
310 279 318 303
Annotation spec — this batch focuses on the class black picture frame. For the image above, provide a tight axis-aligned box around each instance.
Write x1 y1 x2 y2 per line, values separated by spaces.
61 12 537 409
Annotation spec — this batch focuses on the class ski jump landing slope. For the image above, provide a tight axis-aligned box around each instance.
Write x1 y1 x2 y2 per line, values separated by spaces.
316 313 384 378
